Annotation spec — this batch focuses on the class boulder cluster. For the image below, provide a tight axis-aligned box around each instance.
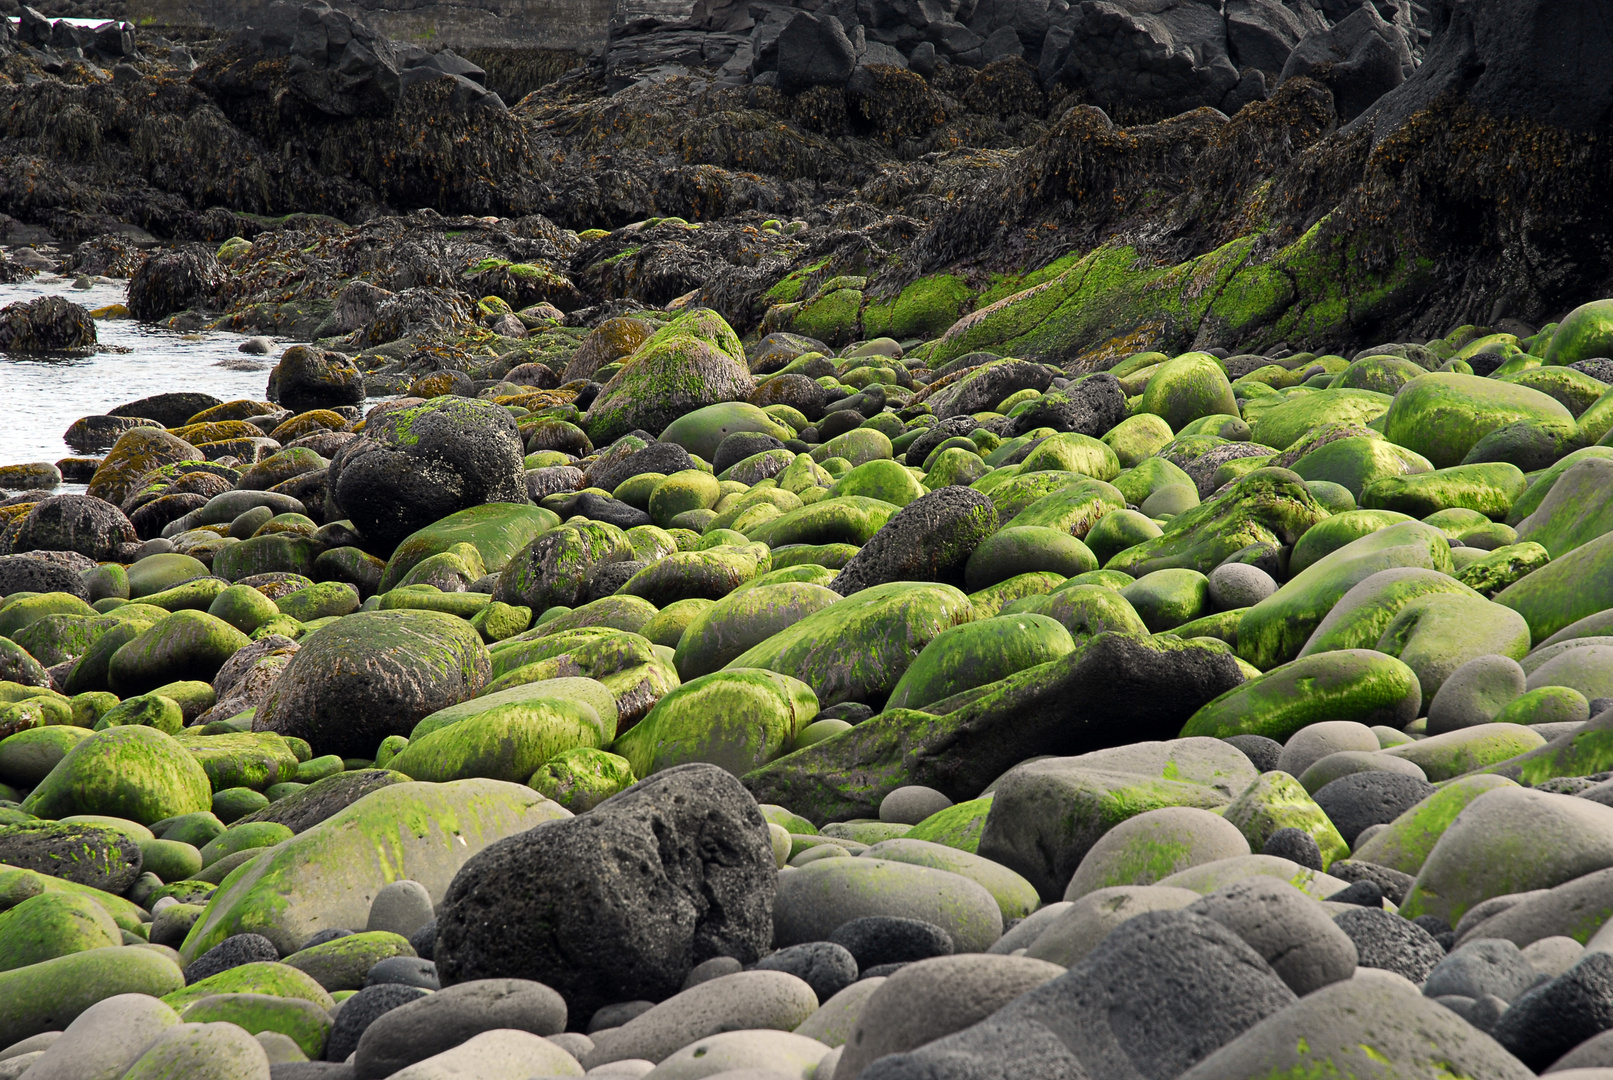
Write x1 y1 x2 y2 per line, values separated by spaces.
2 0 1613 1076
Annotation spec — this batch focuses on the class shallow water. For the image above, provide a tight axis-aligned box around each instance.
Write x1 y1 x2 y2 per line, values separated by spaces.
0 278 284 474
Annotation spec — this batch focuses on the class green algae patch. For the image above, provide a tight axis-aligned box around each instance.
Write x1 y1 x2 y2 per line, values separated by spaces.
163 960 334 1011
1181 650 1421 742
905 795 994 853
1221 771 1349 869
1349 774 1517 876
178 778 569 962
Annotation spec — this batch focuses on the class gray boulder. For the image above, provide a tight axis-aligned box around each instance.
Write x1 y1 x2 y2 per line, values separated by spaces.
1187 878 1358 996
775 12 858 92
1063 0 1239 118
1279 2 1410 121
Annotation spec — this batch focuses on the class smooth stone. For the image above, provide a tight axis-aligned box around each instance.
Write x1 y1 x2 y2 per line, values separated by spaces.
986 902 1074 956
118 1020 271 1080
1275 721 1381 779
1423 938 1538 1002
681 956 742 990
351 978 565 1079
878 786 954 826
1428 654 1528 734
364 880 433 939
1023 886 1202 967
792 977 886 1048
1523 936 1586 978
363 956 437 990
828 916 954 970
583 971 818 1068
1207 563 1276 609
637 1029 826 1079
16 992 180 1080
1297 749 1428 796
1224 734 1282 772
1187 878 1359 996
1312 771 1438 847
383 1029 579 1080
1063 806 1251 900
773 859 1002 953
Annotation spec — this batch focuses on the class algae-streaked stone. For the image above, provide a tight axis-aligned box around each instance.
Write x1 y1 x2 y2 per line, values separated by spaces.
673 582 841 681
283 929 414 991
1379 723 1546 782
527 747 636 813
1381 372 1576 469
162 959 334 1011
1181 649 1421 742
253 610 490 761
1373 592 1531 701
23 726 212 825
389 696 607 784
381 503 560 593
107 610 252 696
1361 462 1528 521
0 891 121 972
1221 771 1348 869
178 778 568 961
612 668 818 777
1138 354 1238 431
176 731 301 792
885 613 1074 712
179 992 331 1060
0 945 184 1046
1348 774 1518 875
1061 806 1251 901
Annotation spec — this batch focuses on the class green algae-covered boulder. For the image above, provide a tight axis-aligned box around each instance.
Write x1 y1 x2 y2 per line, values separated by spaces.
827 459 927 507
611 668 818 777
1496 530 1613 642
745 496 898 549
1106 470 1330 578
1328 354 1428 394
1009 583 1149 643
1118 568 1209 631
524 595 659 639
1544 298 1613 365
1374 592 1531 701
95 692 183 735
1017 433 1121 482
1287 509 1414 576
0 593 97 642
1361 462 1528 521
1297 568 1478 657
175 731 300 792
923 447 991 490
1221 771 1349 869
199 820 293 868
618 546 769 607
1246 389 1392 451
1350 774 1518 875
1084 509 1164 565
127 553 211 599
584 313 754 447
810 428 894 468
494 521 637 612
0 945 184 1045
1399 786 1613 926
0 890 121 971
388 695 607 784
23 726 211 825
976 738 1257 901
179 992 331 1060
0 725 92 789
673 582 841 681
964 527 1097 592
725 581 973 708
1181 649 1421 742
179 778 568 962
283 929 414 991
206 584 280 635
1287 435 1434 500
1003 480 1127 541
905 795 994 853
86 427 203 507
1515 455 1613 558
1112 456 1196 507
212 534 318 584
410 678 618 744
106 610 251 696
163 959 334 1011
1103 413 1175 468
968 572 1065 618
649 469 722 528
1138 354 1237 430
253 610 489 761
1061 806 1251 901
527 747 636 813
639 598 714 648
1237 521 1453 670
885 613 1075 712
660 402 792 461
380 503 560 593
1381 372 1577 469
1380 723 1546 782
978 470 1094 522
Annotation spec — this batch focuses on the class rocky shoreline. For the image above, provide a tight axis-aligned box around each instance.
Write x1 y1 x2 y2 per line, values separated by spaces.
3 0 1613 1077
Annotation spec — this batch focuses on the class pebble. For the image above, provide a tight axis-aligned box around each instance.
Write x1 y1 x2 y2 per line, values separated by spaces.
583 971 818 1068
877 785 953 825
681 956 742 990
828 916 955 970
322 984 430 1064
776 860 1001 953
1333 907 1448 984
1207 563 1276 609
751 941 858 1002
1261 827 1324 871
352 978 566 1079
1187 878 1358 995
363 956 439 990
18 992 179 1080
1275 721 1382 779
364 880 434 939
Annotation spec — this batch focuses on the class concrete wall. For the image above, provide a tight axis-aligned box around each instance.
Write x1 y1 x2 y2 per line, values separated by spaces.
128 0 615 53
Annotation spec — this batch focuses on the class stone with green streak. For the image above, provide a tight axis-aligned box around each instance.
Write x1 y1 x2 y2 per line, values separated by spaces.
1297 568 1474 658
1287 435 1434 500
495 521 636 612
904 796 993 853
1111 459 1196 508
649 470 722 529
95 693 183 735
673 582 841 681
977 470 1092 522
827 460 926 507
276 582 360 624
283 930 414 992
1220 771 1348 869
0 726 92 789
9 614 119 668
1118 568 1208 631
163 959 334 1011
1083 509 1164 565
1495 530 1613 641
1061 806 1252 900
1399 786 1613 926
1328 354 1427 394
1373 592 1531 701
1108 470 1329 579
964 528 1096 593
527 747 636 813
660 402 791 460
389 695 606 783
1237 520 1453 670
1516 456 1613 558
923 447 991 490
1544 298 1613 366
199 821 293 868
0 890 121 972
137 578 230 613
174 731 300 792
1016 433 1121 482
23 726 212 825
107 610 252 697
1003 479 1127 542
725 580 973 708
213 534 318 583
179 991 332 1059
809 429 892 468
966 573 1065 618
1361 462 1527 521
1180 649 1420 742
1248 389 1393 451
1004 584 1148 644
1380 723 1545 782
522 595 659 639
411 678 617 745
1381 372 1576 469
127 553 211 599
638 598 713 648
974 737 1256 901
862 837 1039 921
1136 354 1237 431
1351 774 1518 876
885 613 1074 712
0 593 97 639
612 668 818 777
745 497 898 549
1453 542 1550 598
178 778 569 961
1103 414 1175 468
773 857 1002 951
140 837 203 881
206 585 280 635
1287 509 1414 575
0 945 184 1045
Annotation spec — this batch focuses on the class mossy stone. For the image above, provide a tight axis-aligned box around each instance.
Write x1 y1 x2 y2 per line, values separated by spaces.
282 930 414 992
1380 723 1547 782
1084 509 1164 565
1118 569 1209 631
1288 436 1435 499
1247 389 1394 451
22 726 212 825
1009 584 1148 643
1237 521 1453 670
127 553 212 600
639 598 714 648
139 837 203 882
1515 456 1613 559
163 959 334 1012
979 470 1094 521
923 447 991 490
1361 462 1528 521
1102 414 1175 467
963 527 1097 592
0 592 97 639
389 695 606 784
1018 433 1121 482
1491 685 1589 726
1138 354 1238 430
745 496 898 549
1289 510 1415 576
199 821 292 869
966 571 1065 618
1181 649 1421 742
828 459 927 507
673 582 842 681
1381 372 1576 469
1544 298 1613 366
1373 592 1530 701
139 578 231 613
70 691 120 729
157 811 227 848
82 564 130 605
885 613 1074 712
795 718 851 747
107 610 251 696
379 503 559 594
179 992 332 1060
1140 483 1200 518
0 891 121 972
0 725 92 788
905 795 994 853
1004 479 1127 541
95 693 183 735
1297 567 1477 657
212 534 318 584
649 470 723 529
213 786 272 823
611 668 817 777
1221 771 1349 868
526 747 636 813
0 945 184 1043
1327 354 1427 394
660 402 792 461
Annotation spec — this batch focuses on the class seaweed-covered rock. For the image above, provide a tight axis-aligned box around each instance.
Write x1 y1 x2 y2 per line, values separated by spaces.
266 346 364 414
0 296 96 352
127 246 226 322
584 312 754 446
5 495 135 561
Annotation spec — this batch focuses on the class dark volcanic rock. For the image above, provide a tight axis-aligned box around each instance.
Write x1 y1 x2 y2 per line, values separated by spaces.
1011 374 1128 437
0 821 143 893
434 763 776 1021
109 393 224 429
775 12 858 93
0 554 91 600
830 487 998 595
183 933 281 985
267 346 366 414
329 397 527 551
7 495 137 561
1279 3 1410 122
0 296 96 352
